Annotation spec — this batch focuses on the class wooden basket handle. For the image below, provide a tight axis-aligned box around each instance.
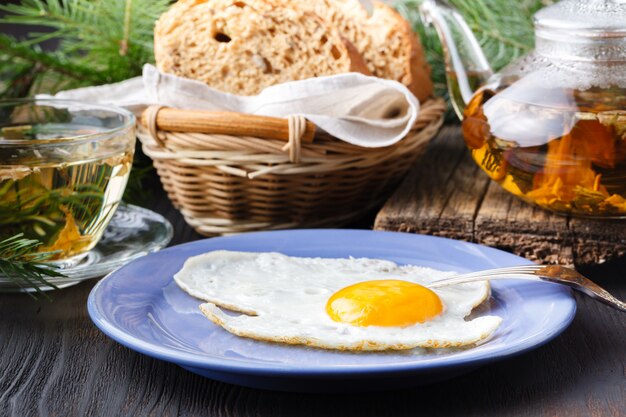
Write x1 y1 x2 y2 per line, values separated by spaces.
140 107 316 143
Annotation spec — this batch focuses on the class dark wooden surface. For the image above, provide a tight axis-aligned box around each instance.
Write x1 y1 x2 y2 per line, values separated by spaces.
0 129 625 417
375 127 626 266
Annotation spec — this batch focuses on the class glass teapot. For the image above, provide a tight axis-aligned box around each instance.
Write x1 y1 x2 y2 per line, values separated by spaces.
420 0 626 218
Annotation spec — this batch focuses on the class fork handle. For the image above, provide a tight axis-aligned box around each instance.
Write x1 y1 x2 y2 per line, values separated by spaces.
536 267 626 312
428 269 626 312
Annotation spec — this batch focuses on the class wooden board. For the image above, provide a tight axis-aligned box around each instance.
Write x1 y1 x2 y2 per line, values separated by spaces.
375 126 626 266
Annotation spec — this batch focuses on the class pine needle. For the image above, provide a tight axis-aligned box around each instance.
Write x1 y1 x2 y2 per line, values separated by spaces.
0 233 66 299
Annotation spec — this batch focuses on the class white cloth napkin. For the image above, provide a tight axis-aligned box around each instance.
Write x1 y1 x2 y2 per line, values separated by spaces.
46 64 419 147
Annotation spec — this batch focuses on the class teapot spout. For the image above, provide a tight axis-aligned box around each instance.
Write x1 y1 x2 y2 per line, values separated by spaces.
420 0 493 119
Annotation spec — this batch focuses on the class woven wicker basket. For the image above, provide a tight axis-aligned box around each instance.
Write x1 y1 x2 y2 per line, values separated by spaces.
137 97 446 236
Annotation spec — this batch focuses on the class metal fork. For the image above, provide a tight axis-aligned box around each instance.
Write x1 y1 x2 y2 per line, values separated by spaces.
427 265 625 312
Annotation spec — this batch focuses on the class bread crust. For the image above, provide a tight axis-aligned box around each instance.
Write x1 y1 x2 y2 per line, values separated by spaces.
273 0 434 102
154 0 370 95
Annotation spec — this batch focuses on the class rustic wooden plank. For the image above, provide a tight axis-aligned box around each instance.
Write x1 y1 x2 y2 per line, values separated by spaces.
475 181 573 265
570 218 626 266
435 147 491 241
375 126 626 266
375 127 490 241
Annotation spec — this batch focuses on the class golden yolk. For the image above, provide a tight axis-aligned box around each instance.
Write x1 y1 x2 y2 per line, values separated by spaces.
325 280 443 327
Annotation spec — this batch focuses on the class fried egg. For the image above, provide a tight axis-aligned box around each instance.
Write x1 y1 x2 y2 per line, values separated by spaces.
174 251 502 351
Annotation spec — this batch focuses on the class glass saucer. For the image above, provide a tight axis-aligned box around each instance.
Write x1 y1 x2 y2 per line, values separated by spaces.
0 204 174 292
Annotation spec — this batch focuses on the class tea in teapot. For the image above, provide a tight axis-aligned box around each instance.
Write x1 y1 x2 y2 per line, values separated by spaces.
421 0 626 218
464 85 626 217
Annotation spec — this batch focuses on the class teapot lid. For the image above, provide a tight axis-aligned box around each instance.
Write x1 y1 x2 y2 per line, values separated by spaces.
535 0 626 37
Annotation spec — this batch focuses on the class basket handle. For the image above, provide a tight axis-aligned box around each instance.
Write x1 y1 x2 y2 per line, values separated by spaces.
140 107 316 143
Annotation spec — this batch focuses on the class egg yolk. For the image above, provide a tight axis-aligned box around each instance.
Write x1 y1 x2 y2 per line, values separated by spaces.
325 280 443 327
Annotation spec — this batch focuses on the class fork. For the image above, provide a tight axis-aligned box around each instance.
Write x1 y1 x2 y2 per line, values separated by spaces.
427 265 625 312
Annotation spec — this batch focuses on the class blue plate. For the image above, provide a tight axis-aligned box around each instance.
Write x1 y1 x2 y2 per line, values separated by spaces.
88 230 576 392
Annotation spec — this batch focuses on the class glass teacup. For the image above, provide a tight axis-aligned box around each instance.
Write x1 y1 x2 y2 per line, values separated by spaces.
0 99 136 267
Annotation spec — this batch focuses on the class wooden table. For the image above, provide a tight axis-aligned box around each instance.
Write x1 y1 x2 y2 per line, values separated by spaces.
0 129 624 417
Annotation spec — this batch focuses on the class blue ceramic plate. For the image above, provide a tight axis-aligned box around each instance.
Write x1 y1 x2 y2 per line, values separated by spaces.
88 230 576 392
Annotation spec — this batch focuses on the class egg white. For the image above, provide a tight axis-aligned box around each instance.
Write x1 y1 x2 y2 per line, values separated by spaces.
174 250 502 351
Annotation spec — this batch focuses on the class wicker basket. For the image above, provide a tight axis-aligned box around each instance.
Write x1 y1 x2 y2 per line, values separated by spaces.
137 97 446 236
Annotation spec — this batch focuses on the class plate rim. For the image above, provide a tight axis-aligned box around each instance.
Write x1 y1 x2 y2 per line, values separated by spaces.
87 229 577 376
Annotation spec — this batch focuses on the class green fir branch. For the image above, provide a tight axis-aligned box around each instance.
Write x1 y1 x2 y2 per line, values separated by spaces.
0 0 172 97
0 33 98 84
0 234 66 299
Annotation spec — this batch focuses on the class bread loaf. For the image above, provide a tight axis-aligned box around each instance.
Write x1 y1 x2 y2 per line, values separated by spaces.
274 0 434 102
154 0 370 95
